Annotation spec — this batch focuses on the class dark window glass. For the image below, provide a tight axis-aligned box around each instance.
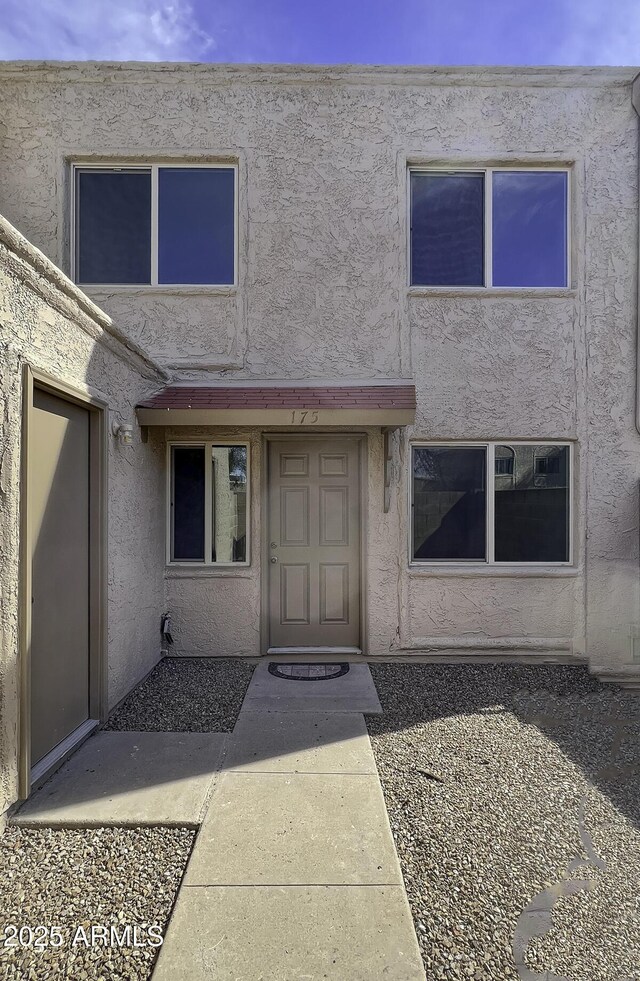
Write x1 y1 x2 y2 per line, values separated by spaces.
495 445 569 562
212 445 247 563
411 172 484 287
76 170 151 284
158 168 235 285
492 172 568 287
412 446 486 560
172 446 205 561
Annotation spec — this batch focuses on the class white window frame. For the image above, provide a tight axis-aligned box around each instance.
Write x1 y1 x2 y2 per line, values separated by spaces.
71 162 239 289
167 441 250 567
408 166 571 290
409 440 574 567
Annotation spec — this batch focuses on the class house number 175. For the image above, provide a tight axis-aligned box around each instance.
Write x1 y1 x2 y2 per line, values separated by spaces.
290 410 319 424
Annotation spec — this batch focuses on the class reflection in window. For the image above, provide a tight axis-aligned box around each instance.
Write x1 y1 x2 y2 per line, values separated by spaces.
535 455 561 475
158 168 235 285
412 446 486 560
492 171 568 287
212 445 247 563
494 445 569 562
495 446 515 476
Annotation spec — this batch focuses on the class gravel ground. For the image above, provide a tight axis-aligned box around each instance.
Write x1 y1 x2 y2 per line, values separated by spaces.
104 657 254 732
367 663 640 981
0 825 195 980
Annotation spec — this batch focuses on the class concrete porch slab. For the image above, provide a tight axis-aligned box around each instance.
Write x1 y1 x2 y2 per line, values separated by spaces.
183 770 402 886
153 884 426 981
12 732 227 827
225 711 377 773
240 660 383 713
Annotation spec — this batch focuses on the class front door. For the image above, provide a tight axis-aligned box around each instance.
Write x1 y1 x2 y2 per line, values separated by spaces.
29 388 91 766
268 437 361 650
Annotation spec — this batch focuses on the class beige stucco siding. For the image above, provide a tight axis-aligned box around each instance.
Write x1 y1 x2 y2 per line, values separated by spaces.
0 63 638 682
0 218 166 815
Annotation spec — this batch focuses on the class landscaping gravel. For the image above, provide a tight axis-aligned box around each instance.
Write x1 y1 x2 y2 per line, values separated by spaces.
367 663 640 981
0 825 195 980
104 656 254 732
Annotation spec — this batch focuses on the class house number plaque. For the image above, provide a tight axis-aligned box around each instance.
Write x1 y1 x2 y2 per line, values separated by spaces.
290 410 320 424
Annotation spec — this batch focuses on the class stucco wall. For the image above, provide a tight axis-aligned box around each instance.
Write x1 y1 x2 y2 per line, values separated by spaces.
0 216 166 815
0 63 638 674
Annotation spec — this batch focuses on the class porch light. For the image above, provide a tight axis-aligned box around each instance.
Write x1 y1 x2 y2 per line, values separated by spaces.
112 421 134 446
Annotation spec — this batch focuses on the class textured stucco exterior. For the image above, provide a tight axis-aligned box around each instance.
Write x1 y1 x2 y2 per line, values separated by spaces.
1 61 640 794
0 214 167 816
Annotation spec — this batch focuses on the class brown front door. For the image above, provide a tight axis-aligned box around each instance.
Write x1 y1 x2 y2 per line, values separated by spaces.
268 437 361 649
29 388 91 766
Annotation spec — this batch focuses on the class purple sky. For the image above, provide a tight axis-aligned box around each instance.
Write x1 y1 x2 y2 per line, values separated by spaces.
0 0 638 66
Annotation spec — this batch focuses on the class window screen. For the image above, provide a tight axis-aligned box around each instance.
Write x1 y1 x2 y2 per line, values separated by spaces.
76 169 151 284
411 172 484 287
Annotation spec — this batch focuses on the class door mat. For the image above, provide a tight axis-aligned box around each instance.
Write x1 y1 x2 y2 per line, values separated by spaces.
268 663 350 681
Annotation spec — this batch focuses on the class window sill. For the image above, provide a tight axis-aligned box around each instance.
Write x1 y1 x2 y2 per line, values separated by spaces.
409 287 576 299
82 285 238 297
165 565 253 579
408 564 579 578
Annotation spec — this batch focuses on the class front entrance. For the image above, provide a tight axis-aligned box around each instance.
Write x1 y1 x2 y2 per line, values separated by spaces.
24 379 102 788
267 436 361 650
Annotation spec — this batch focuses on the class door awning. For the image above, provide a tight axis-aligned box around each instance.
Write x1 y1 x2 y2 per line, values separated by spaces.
136 383 416 427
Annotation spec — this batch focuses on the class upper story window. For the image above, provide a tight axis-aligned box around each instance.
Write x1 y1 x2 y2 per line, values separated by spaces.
410 168 569 289
73 164 236 287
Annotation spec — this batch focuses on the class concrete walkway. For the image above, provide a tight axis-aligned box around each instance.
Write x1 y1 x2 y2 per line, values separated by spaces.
13 732 227 826
153 667 425 980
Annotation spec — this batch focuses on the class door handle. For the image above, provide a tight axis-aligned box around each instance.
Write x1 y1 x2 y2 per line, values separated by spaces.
270 556 278 564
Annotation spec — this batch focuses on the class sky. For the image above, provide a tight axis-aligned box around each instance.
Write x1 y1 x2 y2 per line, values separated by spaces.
0 0 638 66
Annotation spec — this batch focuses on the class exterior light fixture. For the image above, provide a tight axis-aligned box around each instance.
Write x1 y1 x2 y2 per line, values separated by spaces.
112 420 134 445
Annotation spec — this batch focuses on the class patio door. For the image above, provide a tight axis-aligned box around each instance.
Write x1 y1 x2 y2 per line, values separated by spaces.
267 436 361 650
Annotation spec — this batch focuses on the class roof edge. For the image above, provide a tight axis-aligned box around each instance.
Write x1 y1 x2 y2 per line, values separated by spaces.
0 61 636 88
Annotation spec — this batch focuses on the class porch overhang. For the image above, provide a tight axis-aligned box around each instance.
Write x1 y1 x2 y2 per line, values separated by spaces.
136 383 416 427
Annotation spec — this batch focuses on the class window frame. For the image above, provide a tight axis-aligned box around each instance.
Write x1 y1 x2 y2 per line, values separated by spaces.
409 440 574 567
71 161 239 289
408 166 571 290
167 440 250 567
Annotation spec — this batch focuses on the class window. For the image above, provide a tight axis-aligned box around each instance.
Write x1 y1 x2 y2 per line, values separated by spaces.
170 443 249 564
74 164 236 286
410 169 569 288
411 443 571 564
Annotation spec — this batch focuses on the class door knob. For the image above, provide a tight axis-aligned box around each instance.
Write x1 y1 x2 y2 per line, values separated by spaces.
270 556 278 564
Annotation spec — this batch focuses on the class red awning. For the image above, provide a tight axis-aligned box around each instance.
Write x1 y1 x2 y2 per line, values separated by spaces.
136 383 416 426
